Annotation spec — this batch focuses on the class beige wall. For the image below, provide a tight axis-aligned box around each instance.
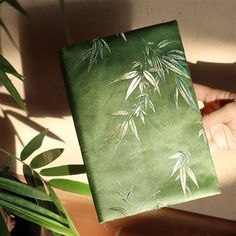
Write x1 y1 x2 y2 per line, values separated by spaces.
1 0 236 221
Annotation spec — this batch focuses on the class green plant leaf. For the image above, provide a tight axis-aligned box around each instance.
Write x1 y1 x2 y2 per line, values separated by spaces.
0 69 27 112
0 211 10 236
0 18 18 50
0 177 52 201
0 192 67 225
20 129 47 161
0 54 23 80
5 0 27 16
0 197 76 236
30 148 64 169
40 164 86 176
49 179 91 196
47 185 80 235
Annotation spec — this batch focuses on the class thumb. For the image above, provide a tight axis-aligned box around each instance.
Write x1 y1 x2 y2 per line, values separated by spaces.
203 102 236 128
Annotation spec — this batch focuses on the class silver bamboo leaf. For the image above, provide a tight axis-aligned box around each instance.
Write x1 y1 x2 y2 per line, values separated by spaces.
180 167 187 196
125 76 142 101
167 49 185 61
170 155 184 177
114 121 129 155
169 150 199 196
148 100 156 113
112 111 129 116
120 32 127 42
98 123 122 149
199 128 208 143
162 57 190 79
78 38 111 72
175 76 198 111
109 207 128 216
157 39 175 49
174 86 179 109
129 118 141 142
186 167 199 188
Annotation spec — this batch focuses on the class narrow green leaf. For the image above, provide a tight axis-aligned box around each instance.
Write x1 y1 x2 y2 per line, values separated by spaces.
0 69 27 112
5 0 27 16
0 192 67 225
0 211 10 236
49 179 91 196
0 54 23 80
0 18 18 50
20 129 47 161
0 198 76 236
47 185 80 235
40 164 86 177
0 177 52 201
30 148 64 169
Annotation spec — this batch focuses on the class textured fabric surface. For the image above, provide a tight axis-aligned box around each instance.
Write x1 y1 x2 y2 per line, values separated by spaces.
60 20 220 223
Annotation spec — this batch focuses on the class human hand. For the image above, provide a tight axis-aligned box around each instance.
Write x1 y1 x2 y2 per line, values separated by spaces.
194 84 236 153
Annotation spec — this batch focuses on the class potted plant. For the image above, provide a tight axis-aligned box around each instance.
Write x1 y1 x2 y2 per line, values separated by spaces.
0 1 90 235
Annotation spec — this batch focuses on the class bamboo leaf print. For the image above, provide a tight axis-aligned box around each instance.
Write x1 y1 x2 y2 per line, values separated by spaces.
168 149 199 196
99 37 197 155
186 167 199 188
157 39 175 48
129 118 140 142
180 167 187 196
109 207 128 216
114 121 129 155
199 128 208 143
98 123 122 149
112 111 129 116
175 76 198 111
125 76 142 100
78 38 111 72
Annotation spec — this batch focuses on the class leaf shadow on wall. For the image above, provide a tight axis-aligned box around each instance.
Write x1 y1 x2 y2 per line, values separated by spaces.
18 0 133 117
0 0 132 169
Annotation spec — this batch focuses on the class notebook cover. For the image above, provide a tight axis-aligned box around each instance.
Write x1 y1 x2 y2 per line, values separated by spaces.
60 20 220 223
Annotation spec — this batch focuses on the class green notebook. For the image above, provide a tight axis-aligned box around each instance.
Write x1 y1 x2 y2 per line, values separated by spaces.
60 20 220 223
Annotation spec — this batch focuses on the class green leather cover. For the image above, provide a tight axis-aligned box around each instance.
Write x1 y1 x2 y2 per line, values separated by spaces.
60 20 220 223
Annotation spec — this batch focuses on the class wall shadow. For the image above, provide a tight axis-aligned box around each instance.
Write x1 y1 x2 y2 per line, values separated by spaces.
189 61 236 93
19 0 132 117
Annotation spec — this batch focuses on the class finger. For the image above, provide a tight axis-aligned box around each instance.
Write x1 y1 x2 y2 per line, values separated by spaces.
193 84 236 103
203 102 236 128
